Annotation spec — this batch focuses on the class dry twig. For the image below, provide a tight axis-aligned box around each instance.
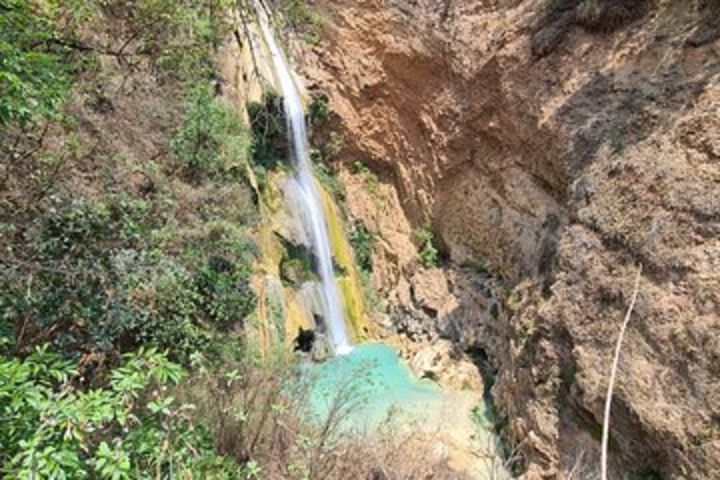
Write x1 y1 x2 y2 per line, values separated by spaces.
600 265 642 480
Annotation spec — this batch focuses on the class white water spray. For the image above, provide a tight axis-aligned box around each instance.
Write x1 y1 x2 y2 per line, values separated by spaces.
253 1 352 355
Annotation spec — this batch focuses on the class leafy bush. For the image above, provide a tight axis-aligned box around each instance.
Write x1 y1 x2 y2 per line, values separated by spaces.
87 0 233 84
314 160 346 202
415 227 439 268
0 192 257 361
247 91 288 172
352 161 382 197
273 0 325 45
0 0 72 129
196 254 257 329
308 92 331 125
279 239 317 287
349 222 375 273
0 346 245 479
0 0 232 132
172 83 251 181
147 0 233 82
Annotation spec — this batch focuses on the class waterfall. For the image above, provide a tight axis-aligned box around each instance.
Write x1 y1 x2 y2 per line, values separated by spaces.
253 1 352 355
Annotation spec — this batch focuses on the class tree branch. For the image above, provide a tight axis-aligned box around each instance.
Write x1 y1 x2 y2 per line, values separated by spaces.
601 265 642 480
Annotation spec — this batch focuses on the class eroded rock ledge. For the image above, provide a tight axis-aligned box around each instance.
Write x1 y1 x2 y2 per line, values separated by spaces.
300 0 720 478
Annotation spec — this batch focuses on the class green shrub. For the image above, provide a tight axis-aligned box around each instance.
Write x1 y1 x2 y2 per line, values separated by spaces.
349 222 375 273
308 92 331 124
247 91 288 171
0 345 245 479
279 240 317 287
196 254 257 329
148 0 233 82
172 83 251 181
0 0 232 132
0 0 72 129
415 227 439 268
314 160 346 202
352 161 382 197
82 0 234 84
274 0 325 45
0 192 257 361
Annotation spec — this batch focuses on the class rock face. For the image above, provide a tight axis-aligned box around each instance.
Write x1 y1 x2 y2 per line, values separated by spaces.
301 1 720 478
409 339 484 391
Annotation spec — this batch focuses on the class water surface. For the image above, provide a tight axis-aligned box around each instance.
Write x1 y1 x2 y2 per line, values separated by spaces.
306 343 444 431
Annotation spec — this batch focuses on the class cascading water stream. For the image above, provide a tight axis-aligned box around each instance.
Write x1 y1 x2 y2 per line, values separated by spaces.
253 1 352 355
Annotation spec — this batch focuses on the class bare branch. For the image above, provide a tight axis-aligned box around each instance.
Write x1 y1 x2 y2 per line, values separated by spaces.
601 265 643 480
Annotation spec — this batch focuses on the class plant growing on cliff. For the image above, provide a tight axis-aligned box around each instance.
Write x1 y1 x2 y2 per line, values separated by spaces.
0 190 257 362
349 222 375 274
308 92 331 125
247 91 288 173
272 0 325 45
172 83 251 181
279 239 318 287
352 160 389 205
1 0 232 133
415 227 439 268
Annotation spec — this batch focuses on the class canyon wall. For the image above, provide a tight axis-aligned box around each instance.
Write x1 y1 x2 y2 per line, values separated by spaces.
300 0 720 478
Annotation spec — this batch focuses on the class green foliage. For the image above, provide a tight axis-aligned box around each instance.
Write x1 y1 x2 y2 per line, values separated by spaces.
0 0 232 131
247 91 288 172
313 160 346 202
308 92 330 125
352 161 382 198
279 240 317 287
148 0 233 82
94 0 234 84
0 192 257 362
172 83 251 181
349 222 375 274
274 0 325 45
415 227 439 268
0 0 259 359
196 255 257 329
0 0 71 129
0 346 244 479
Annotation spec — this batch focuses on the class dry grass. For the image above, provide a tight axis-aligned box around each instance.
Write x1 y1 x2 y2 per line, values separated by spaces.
177 350 460 479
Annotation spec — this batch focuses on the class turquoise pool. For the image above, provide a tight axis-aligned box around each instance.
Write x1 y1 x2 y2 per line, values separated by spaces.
304 343 446 431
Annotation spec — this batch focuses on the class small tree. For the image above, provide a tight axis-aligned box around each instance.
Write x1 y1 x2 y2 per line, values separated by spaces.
0 0 71 129
172 83 250 180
